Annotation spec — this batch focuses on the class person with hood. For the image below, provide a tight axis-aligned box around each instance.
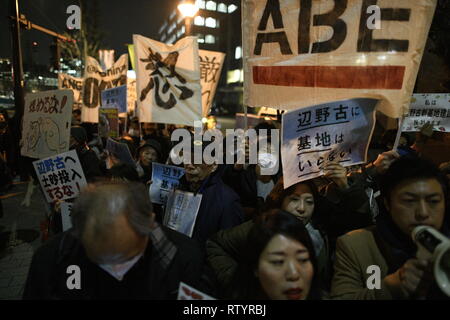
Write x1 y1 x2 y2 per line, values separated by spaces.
70 126 104 182
331 156 450 299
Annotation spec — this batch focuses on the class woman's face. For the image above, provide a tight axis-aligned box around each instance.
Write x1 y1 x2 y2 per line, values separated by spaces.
140 147 158 166
257 234 314 300
281 184 315 225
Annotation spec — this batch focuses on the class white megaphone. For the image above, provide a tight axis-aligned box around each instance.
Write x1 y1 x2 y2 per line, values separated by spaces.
412 226 450 297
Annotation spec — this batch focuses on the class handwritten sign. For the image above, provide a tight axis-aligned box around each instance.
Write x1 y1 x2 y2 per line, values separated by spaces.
149 163 184 205
21 90 73 159
163 190 202 238
101 85 127 114
33 150 87 203
177 282 215 300
243 0 437 118
99 107 119 138
58 74 83 110
281 98 377 188
199 49 225 117
402 94 450 132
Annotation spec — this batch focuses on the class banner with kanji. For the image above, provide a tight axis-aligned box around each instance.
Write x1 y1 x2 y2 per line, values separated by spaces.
133 34 202 126
58 73 83 110
21 89 73 159
32 150 87 203
149 163 185 205
101 85 127 114
127 75 137 115
81 54 128 123
199 49 225 117
402 94 450 132
243 0 437 118
281 98 377 188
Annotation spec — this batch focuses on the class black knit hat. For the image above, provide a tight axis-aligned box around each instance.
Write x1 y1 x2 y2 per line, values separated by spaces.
137 139 162 161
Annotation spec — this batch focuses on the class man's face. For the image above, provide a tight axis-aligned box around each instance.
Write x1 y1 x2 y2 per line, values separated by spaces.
387 178 446 235
184 162 217 185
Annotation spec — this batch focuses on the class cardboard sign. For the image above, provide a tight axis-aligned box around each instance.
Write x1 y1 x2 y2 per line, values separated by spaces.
402 94 450 132
163 190 202 238
81 54 128 123
243 0 437 118
99 107 120 138
60 202 73 232
101 85 127 114
199 49 225 117
21 90 73 159
281 98 377 188
177 282 216 300
58 73 83 110
33 150 87 203
149 163 185 205
134 34 202 126
127 76 137 115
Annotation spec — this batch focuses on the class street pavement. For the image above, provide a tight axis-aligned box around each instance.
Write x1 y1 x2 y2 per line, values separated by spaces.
0 181 48 300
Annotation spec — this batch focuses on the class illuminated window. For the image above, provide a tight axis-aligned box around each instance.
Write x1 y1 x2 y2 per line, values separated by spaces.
205 17 216 28
181 26 186 34
235 46 242 59
228 4 237 13
196 0 206 9
227 69 243 84
206 1 216 11
194 16 205 26
218 3 227 13
197 34 205 43
205 34 215 44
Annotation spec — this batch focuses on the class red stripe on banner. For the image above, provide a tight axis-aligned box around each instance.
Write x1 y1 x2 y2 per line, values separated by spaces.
252 65 405 89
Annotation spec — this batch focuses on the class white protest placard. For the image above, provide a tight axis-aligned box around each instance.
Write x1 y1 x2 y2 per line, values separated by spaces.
281 98 377 189
134 34 202 126
199 49 225 117
33 150 87 203
243 0 437 118
81 54 128 123
60 202 73 232
127 75 137 115
177 282 216 300
149 163 185 205
402 94 450 132
163 190 202 238
21 89 73 159
101 85 127 115
58 73 83 110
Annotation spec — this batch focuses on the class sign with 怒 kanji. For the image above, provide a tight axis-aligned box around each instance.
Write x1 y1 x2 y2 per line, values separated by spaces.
149 163 185 205
402 94 450 132
281 98 377 188
33 150 87 203
133 34 202 126
243 0 437 118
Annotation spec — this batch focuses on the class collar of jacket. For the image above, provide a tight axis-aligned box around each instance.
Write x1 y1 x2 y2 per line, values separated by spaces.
178 168 222 195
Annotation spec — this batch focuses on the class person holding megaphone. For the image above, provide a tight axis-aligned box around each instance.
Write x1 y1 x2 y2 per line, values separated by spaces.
331 156 450 300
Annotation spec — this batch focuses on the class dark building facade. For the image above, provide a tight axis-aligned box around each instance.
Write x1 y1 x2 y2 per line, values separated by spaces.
157 0 243 116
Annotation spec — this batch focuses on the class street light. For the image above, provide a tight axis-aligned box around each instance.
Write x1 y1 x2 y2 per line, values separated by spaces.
177 0 198 36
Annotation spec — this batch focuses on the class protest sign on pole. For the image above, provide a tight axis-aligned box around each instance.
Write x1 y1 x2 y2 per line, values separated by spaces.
134 34 202 126
105 138 135 166
81 54 128 123
21 90 73 159
281 98 377 189
99 107 119 138
127 73 137 115
60 202 73 232
243 0 437 118
199 49 225 117
163 190 202 238
58 73 83 110
101 85 127 115
402 94 450 132
177 282 216 300
149 163 185 205
32 150 87 203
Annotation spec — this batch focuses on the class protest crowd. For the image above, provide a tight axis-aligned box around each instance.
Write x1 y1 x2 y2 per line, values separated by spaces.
0 0 449 302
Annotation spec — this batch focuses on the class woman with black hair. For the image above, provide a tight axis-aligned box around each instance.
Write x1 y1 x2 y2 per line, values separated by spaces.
228 210 321 300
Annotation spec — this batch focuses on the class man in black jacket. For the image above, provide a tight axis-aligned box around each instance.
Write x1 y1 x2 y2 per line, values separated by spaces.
23 181 211 299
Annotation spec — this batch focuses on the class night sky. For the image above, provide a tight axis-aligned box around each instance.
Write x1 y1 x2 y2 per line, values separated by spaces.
1 0 177 65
